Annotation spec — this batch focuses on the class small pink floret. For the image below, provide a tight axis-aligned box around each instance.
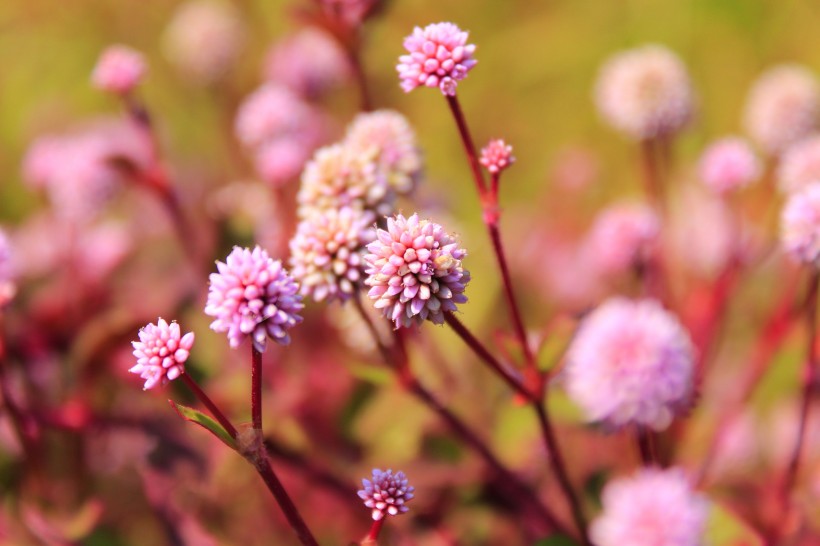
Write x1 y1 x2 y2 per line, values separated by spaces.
698 137 760 194
92 45 147 94
479 139 515 174
781 182 820 266
357 469 415 521
396 22 477 96
130 319 194 390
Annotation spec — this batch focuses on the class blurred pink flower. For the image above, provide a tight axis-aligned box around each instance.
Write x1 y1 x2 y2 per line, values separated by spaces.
781 182 820 265
205 246 304 351
130 319 194 390
91 45 147 95
163 0 245 84
0 229 14 307
778 134 820 194
262 27 350 98
297 143 393 219
479 139 515 175
590 468 709 546
594 44 694 140
397 22 477 96
698 137 760 194
234 84 316 148
584 202 659 275
253 138 314 188
289 207 373 303
564 297 695 431
358 468 415 521
344 110 423 194
744 64 819 156
364 213 470 328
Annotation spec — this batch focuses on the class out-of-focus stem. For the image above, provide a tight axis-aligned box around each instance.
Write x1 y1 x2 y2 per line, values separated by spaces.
252 345 263 432
780 268 819 512
640 138 664 212
181 373 238 439
348 47 372 112
635 426 658 467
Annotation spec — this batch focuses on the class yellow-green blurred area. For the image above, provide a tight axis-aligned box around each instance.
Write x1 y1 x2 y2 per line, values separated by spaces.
2 0 820 545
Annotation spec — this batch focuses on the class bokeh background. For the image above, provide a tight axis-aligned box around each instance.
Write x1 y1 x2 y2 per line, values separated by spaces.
2 0 820 544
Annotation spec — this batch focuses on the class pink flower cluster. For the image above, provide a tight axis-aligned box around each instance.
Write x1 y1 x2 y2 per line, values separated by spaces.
357 469 415 521
91 45 147 95
263 28 350 98
130 319 195 390
364 213 470 328
205 246 304 351
0 229 14 307
563 297 695 431
585 203 659 275
698 137 760 194
778 135 820 194
479 139 515 175
590 468 709 546
397 22 477 96
781 183 820 266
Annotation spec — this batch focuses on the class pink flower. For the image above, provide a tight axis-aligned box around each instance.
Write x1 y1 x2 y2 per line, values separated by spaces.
357 469 415 521
0 229 14 308
781 182 820 265
364 213 470 328
591 468 709 546
253 138 314 188
130 319 194 390
479 139 515 174
397 22 477 96
563 297 695 431
234 84 315 149
698 137 760 194
262 28 350 98
585 203 659 275
289 207 373 303
344 110 423 194
205 246 304 351
91 45 147 95
594 44 694 140
744 64 819 156
778 134 820 194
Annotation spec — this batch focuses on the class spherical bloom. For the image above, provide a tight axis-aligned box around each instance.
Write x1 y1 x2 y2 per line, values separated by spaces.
590 468 709 546
163 0 245 84
397 22 477 96
585 203 660 275
744 64 819 156
698 137 760 194
564 297 695 431
262 28 350 98
253 138 314 188
205 246 304 351
130 319 194 390
91 45 147 94
289 207 373 304
357 469 415 521
364 213 470 328
297 144 393 219
344 110 423 194
479 139 515 174
594 44 694 140
781 182 820 265
234 84 315 149
778 135 820 194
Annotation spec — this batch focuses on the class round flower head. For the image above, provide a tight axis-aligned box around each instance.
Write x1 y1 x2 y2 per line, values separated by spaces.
289 207 374 303
781 182 820 266
235 84 315 149
357 469 415 521
205 246 304 351
397 22 477 96
253 138 313 188
744 64 820 156
91 45 147 95
591 468 709 546
479 139 515 174
564 297 695 431
163 0 245 85
297 143 393 219
585 203 660 275
364 213 470 328
594 44 694 140
698 137 760 194
344 110 423 194
130 319 194 390
263 27 350 98
778 135 820 194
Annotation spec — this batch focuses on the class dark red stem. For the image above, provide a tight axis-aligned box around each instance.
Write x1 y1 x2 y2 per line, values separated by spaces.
181 373 238 439
445 94 487 194
252 345 263 431
365 518 384 542
255 456 320 546
635 426 658 467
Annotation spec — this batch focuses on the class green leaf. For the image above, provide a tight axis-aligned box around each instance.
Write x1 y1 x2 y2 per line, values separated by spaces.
533 534 578 546
706 501 764 546
169 400 237 451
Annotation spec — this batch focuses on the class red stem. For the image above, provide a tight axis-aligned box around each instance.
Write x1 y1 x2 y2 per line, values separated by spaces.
181 373 238 439
445 94 487 194
255 456 320 546
365 518 384 542
635 426 658 467
252 345 263 431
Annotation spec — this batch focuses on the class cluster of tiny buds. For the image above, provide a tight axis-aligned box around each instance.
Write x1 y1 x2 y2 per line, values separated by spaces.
397 22 477 96
357 468 415 521
130 319 194 390
479 139 515 175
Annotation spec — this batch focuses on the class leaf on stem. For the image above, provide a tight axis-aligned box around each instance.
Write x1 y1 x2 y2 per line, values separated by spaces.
169 400 238 451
